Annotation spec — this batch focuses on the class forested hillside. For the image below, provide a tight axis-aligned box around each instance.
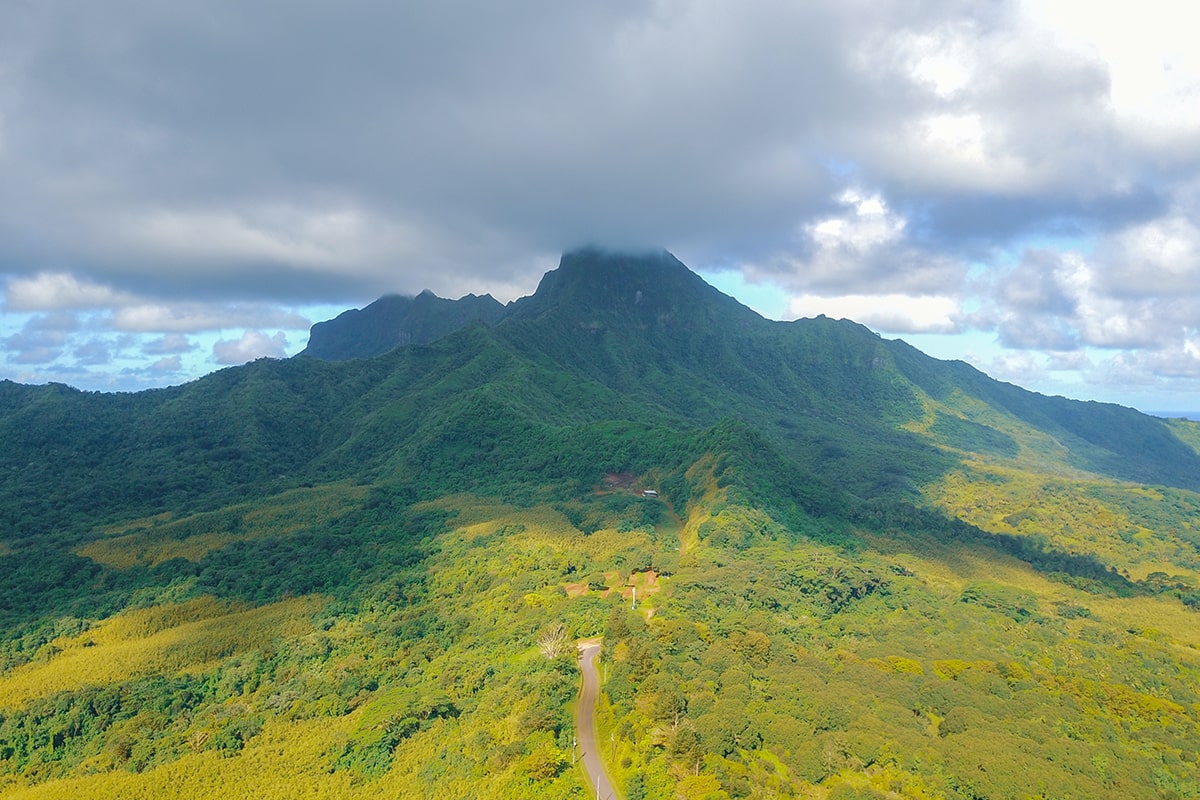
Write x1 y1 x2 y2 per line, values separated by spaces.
1 249 1199 799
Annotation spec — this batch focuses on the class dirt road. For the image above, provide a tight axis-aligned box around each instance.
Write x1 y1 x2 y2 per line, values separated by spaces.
577 642 618 800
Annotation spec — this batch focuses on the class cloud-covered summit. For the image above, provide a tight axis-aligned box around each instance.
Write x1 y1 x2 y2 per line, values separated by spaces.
1 0 1198 405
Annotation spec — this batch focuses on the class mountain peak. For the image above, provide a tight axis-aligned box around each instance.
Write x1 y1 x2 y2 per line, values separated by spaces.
299 289 506 360
555 245 691 280
301 248 765 360
513 246 760 325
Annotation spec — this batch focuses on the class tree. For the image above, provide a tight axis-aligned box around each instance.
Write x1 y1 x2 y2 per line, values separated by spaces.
537 623 570 659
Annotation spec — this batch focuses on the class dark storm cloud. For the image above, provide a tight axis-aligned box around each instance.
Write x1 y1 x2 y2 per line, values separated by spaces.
2 1 854 302
1 0 1182 297
901 185 1170 252
0 0 951 304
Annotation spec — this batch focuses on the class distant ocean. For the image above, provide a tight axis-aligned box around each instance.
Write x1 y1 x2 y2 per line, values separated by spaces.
1147 411 1200 421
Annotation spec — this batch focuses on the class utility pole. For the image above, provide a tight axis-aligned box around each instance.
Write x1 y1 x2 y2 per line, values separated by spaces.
632 585 636 610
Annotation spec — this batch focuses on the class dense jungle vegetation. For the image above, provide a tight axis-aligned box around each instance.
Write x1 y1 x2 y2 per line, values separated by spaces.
1 249 1199 799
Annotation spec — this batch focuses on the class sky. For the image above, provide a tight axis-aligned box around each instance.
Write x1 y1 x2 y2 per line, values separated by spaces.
1 1 1198 412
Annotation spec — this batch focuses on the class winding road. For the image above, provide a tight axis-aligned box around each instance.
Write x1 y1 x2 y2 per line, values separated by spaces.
577 641 618 800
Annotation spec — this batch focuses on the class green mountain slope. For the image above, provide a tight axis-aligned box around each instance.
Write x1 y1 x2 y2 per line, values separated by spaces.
300 290 508 360
1 248 1199 799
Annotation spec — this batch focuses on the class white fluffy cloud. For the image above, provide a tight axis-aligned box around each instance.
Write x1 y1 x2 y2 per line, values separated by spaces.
751 190 968 297
5 273 139 312
789 293 960 334
212 331 289 365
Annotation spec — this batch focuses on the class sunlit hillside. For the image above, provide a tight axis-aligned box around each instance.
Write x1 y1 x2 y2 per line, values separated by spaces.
2 249 1199 799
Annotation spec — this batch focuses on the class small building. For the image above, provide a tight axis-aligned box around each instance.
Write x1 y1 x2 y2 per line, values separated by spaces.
642 489 658 498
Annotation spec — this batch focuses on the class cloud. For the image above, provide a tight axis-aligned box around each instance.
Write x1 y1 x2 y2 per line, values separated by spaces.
996 250 1079 316
5 273 140 312
1 0 1199 404
2 314 76 364
142 334 193 355
212 331 289 365
1026 0 1200 147
750 190 969 297
789 292 960 334
148 355 182 373
72 339 113 366
1093 212 1200 299
983 249 1084 350
979 351 1048 389
1045 350 1092 372
2 1 1192 285
113 303 310 334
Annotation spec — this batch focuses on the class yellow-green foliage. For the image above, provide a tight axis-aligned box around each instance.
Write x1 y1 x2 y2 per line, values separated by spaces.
926 460 1200 581
240 482 370 532
5 481 1200 800
595 479 1200 799
0 716 363 800
866 656 924 676
931 659 995 681
904 387 1077 470
680 455 723 553
76 531 237 568
1168 417 1200 456
75 483 368 568
0 596 323 708
821 764 943 800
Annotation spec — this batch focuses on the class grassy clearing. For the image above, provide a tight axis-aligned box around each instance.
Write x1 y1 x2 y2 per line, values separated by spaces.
0 595 324 709
923 459 1200 583
75 483 369 568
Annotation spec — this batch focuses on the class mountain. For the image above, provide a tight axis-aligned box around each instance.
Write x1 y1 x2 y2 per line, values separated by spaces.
301 246 1200 497
1 248 1199 799
300 289 507 360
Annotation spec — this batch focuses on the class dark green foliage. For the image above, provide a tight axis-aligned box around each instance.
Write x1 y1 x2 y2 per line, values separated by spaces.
301 291 507 360
929 413 1019 457
4 248 1193 566
0 674 221 775
890 339 1200 492
334 693 459 778
959 582 1040 621
625 772 648 800
160 498 435 605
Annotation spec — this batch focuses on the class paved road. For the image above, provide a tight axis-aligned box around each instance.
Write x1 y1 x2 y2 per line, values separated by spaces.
577 642 618 800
